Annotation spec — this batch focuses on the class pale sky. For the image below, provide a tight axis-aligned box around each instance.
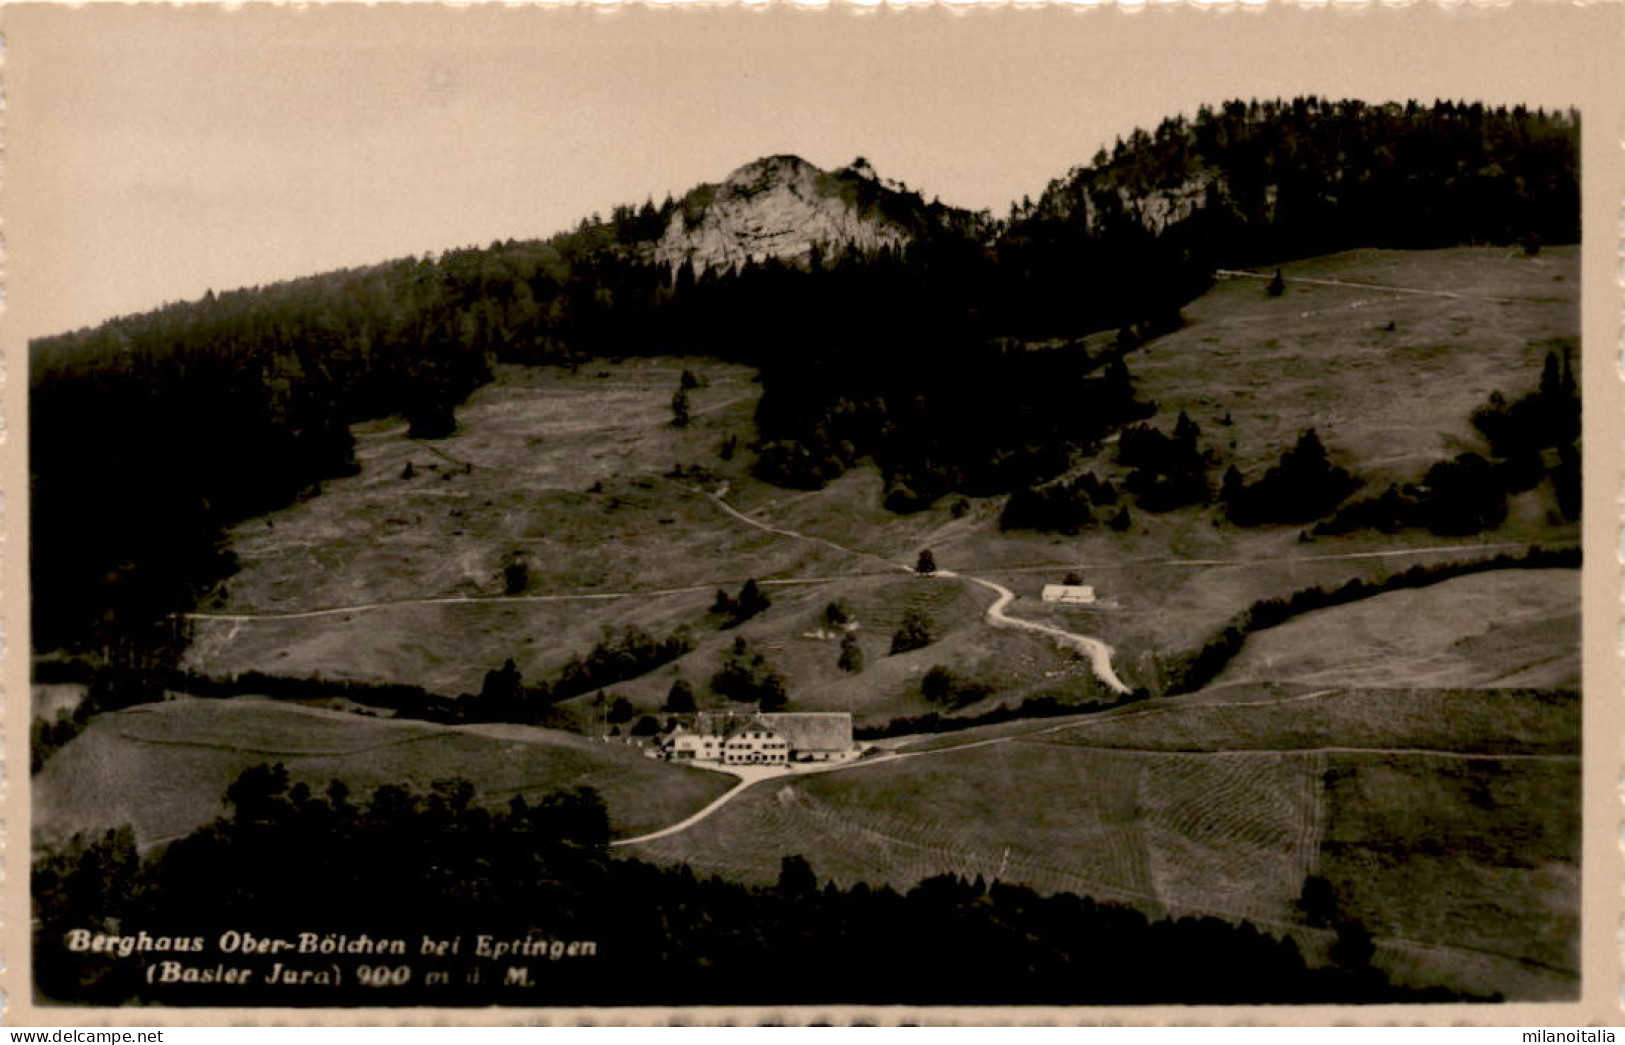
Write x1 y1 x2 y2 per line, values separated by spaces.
6 2 1616 342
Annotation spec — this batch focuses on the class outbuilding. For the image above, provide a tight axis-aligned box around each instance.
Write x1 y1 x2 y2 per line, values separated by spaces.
1041 583 1097 605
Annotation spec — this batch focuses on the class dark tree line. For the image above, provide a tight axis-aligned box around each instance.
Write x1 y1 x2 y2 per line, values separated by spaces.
1007 98 1579 335
1000 470 1128 535
33 768 1474 1007
1223 429 1361 526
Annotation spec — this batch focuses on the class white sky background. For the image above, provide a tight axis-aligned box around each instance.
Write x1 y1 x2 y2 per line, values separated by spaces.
5 2 1613 343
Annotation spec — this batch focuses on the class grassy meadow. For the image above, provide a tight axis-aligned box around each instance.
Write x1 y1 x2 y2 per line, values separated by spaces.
34 696 733 850
627 681 1578 1000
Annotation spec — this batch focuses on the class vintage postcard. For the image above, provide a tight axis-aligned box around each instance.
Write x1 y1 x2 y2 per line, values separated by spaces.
4 0 1622 1026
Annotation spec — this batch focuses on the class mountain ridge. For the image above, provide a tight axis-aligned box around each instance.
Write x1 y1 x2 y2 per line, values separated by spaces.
634 153 985 275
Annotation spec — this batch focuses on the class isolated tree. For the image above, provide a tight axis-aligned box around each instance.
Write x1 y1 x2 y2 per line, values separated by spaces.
710 588 737 617
837 632 865 674
1063 571 1084 587
1266 269 1286 297
607 695 636 725
1296 874 1339 928
1420 453 1507 535
1219 465 1245 509
225 762 291 823
820 600 852 630
1554 442 1581 522
664 678 697 714
890 608 935 655
777 854 818 899
1109 506 1132 532
914 549 938 575
401 462 416 480
631 715 661 737
502 553 530 596
758 680 789 713
679 368 701 391
921 665 955 704
1329 919 1378 972
671 386 691 429
483 657 524 696
737 578 772 618
720 434 737 461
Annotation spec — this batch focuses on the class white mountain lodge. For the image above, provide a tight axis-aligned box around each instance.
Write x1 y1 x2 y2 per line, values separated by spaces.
660 711 862 765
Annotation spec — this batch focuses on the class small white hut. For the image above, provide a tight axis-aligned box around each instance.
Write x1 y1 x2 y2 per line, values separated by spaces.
1041 583 1097 605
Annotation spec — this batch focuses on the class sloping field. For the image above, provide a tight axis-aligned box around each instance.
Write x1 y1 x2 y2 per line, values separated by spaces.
631 742 1318 926
574 572 1095 729
35 697 732 850
1318 754 1579 988
1209 568 1579 690
215 358 801 613
1038 686 1578 756
853 246 1581 690
188 357 864 689
1134 246 1579 483
187 588 721 696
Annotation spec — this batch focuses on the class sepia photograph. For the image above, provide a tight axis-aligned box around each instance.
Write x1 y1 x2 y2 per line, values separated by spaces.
6 0 1621 1022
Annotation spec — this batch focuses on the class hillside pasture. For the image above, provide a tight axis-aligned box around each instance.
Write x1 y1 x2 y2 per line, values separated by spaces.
187 587 721 698
1137 246 1578 482
627 682 1577 999
733 248 1579 693
215 358 802 613
35 697 732 851
1208 568 1579 690
188 357 874 689
949 548 1574 695
1318 754 1579 986
629 742 1321 924
1032 684 1577 757
552 572 1095 730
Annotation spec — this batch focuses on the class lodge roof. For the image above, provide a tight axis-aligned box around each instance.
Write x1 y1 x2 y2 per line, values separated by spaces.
756 712 853 752
689 710 855 752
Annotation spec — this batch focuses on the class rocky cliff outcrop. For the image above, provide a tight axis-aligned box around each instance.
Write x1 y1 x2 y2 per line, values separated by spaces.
648 155 920 274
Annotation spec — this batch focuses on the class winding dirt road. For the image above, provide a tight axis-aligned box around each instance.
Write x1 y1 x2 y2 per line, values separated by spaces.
690 484 1132 693
943 571 1130 694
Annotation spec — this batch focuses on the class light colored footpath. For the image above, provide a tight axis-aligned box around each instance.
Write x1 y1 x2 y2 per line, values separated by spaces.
1213 267 1539 304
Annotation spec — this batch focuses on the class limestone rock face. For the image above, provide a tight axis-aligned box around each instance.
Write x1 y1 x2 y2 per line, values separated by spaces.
650 155 913 274
1036 167 1280 242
